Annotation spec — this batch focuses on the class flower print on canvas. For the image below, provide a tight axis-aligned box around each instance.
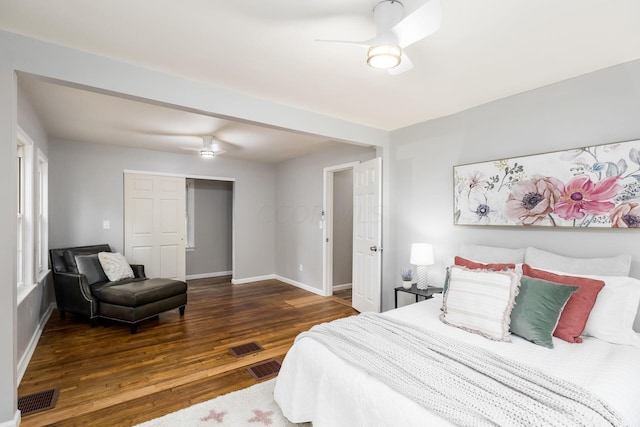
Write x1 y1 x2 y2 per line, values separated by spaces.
453 139 640 228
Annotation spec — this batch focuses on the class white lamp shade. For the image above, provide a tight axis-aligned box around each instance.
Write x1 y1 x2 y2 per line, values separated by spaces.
410 243 434 266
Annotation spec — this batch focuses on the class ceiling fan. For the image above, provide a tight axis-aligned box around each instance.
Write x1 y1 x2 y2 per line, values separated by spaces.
320 0 443 75
181 135 227 158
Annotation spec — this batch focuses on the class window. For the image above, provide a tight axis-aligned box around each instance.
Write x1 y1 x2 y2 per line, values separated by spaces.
16 127 41 302
35 150 48 279
186 179 195 250
17 143 25 289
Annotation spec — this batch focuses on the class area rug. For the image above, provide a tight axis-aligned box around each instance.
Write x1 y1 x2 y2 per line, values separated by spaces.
135 379 309 427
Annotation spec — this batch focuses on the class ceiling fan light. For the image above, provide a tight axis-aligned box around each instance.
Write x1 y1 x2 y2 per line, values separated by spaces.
200 150 215 158
367 45 402 69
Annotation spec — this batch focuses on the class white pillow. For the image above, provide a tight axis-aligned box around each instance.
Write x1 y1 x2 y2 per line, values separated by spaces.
459 243 525 264
98 252 135 282
440 265 521 342
524 247 631 277
538 268 640 348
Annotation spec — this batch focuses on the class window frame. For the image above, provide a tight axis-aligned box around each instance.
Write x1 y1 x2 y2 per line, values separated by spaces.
16 127 34 301
35 149 49 281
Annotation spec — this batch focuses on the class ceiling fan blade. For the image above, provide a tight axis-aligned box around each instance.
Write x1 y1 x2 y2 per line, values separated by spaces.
315 39 370 48
387 52 414 75
391 0 443 48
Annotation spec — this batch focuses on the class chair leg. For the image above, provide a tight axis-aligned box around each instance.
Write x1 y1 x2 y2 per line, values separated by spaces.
179 306 185 316
90 318 98 328
59 310 66 320
130 324 138 334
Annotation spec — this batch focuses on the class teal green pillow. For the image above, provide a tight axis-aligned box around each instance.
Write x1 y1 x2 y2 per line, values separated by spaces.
510 276 578 348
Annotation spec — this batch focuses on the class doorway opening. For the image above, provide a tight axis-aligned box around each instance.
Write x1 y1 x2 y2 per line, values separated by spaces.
322 162 359 298
124 170 235 283
185 179 234 281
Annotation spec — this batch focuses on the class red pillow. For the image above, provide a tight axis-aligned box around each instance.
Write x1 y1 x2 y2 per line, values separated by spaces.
522 264 605 343
454 256 515 271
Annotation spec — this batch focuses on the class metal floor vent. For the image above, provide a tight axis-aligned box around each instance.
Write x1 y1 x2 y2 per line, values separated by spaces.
229 341 264 358
247 359 281 381
18 387 59 416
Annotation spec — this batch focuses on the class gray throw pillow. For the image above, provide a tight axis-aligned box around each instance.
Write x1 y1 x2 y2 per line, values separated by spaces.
75 254 108 285
510 276 578 348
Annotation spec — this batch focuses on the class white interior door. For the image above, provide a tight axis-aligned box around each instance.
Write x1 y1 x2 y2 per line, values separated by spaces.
124 173 186 281
352 157 382 313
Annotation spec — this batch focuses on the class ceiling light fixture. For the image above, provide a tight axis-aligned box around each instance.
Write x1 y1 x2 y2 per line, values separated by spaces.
200 150 215 158
367 44 402 69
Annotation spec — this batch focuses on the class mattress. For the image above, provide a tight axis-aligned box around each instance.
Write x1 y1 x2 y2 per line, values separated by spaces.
274 296 640 426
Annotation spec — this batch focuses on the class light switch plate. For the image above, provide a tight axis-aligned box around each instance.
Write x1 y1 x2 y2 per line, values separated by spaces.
103 220 110 230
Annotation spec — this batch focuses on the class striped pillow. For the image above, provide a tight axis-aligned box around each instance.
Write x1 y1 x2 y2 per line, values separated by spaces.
440 265 521 341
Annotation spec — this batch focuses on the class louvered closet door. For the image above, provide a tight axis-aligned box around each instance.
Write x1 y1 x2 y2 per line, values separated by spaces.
124 173 186 281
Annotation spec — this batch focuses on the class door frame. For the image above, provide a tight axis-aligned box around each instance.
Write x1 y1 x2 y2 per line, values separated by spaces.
322 161 359 297
123 170 236 278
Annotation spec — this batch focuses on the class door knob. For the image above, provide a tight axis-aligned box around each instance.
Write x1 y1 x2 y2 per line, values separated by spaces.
370 246 378 252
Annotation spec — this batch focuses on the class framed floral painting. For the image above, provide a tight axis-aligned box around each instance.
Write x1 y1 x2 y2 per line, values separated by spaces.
453 139 640 228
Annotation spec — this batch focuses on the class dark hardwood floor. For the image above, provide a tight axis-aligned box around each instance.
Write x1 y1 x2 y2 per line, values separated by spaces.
18 277 358 427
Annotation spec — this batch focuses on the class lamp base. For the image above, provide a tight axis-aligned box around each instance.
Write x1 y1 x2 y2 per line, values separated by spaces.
415 265 431 290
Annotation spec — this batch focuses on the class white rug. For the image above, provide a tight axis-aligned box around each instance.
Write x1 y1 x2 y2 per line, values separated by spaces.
135 379 309 427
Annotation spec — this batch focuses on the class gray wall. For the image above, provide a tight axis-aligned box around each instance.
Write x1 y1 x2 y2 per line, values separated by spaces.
186 179 233 277
16 85 54 377
332 169 353 287
275 143 376 290
49 139 275 281
388 59 640 327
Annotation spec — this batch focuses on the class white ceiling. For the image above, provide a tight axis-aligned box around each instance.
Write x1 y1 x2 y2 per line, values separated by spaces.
3 0 640 159
18 77 338 163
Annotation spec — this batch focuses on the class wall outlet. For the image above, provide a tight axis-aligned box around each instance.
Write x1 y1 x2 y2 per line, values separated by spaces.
299 264 303 272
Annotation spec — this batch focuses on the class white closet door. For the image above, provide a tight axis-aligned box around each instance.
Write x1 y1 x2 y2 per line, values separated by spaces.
124 173 186 281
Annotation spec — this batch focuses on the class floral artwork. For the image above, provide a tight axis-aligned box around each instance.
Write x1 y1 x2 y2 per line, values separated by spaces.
453 139 640 228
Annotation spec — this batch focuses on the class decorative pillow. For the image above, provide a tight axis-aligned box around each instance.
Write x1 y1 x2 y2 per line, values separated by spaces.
440 266 521 342
98 252 134 282
510 276 578 349
75 254 108 285
454 256 516 271
524 247 631 277
459 243 525 264
522 264 605 343
443 257 517 295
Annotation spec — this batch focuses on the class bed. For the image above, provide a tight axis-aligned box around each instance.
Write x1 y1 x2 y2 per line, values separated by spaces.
274 246 640 427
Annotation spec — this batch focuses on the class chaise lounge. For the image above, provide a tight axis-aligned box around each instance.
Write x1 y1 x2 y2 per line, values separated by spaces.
49 244 187 333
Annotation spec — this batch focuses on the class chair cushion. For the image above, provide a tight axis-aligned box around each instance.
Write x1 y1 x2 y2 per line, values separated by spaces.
96 278 187 307
75 254 108 285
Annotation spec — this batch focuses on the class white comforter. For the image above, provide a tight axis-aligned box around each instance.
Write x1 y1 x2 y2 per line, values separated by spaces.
274 296 640 426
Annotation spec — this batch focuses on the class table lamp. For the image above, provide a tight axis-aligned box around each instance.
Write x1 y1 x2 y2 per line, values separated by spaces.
410 243 434 290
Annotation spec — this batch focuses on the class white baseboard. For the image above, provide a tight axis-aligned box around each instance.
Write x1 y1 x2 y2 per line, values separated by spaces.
0 410 20 427
333 283 352 291
231 274 276 285
18 302 55 384
230 274 324 297
186 270 232 280
275 275 324 296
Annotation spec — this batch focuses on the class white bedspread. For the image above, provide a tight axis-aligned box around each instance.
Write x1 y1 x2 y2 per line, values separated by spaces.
274 296 640 426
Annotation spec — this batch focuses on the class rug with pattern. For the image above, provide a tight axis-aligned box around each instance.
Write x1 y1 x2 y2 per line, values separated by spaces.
135 379 309 427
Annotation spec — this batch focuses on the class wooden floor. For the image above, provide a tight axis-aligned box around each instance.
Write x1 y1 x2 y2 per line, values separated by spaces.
18 277 357 427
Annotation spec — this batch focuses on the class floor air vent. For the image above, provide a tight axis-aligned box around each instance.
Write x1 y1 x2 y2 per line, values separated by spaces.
18 387 59 416
247 359 281 381
229 341 264 357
